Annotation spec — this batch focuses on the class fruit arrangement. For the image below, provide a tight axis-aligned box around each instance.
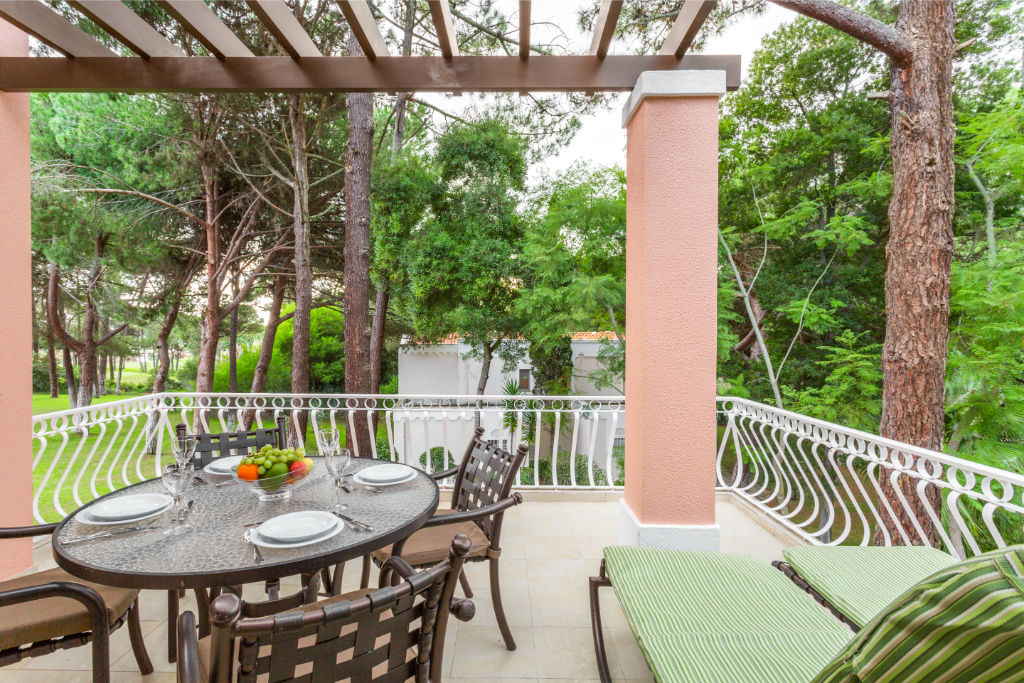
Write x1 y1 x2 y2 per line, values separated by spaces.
236 446 314 491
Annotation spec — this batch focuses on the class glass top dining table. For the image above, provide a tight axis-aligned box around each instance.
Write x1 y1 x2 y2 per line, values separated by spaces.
51 457 440 591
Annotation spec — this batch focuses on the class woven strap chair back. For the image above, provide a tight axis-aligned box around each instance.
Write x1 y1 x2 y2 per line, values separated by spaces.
451 428 528 539
176 417 286 468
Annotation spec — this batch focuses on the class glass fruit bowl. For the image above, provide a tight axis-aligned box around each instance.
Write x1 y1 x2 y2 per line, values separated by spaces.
234 448 317 501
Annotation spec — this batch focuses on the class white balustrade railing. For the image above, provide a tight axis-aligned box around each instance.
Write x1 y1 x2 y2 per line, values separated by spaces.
32 392 626 523
716 397 1024 558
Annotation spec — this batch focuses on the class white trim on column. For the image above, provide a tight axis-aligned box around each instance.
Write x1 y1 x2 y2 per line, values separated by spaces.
618 498 721 551
621 69 727 127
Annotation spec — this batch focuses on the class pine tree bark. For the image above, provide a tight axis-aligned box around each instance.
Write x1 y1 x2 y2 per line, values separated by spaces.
195 159 222 394
245 272 288 429
153 289 185 394
229 268 240 393
44 288 59 398
343 33 375 456
289 94 313 443
773 0 954 547
62 346 77 410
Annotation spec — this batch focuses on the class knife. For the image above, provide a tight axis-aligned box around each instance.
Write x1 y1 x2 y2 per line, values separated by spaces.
331 511 373 532
62 523 161 546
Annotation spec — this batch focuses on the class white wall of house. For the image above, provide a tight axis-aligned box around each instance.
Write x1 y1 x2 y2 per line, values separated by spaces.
392 336 625 483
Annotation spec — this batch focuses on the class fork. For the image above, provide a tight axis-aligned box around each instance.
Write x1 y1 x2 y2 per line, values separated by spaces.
244 528 264 564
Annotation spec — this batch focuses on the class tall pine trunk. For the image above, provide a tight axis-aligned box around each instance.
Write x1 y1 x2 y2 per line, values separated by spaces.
229 269 239 393
245 272 287 429
45 290 59 398
289 94 313 443
343 34 374 457
195 158 222 395
874 0 955 546
63 347 77 410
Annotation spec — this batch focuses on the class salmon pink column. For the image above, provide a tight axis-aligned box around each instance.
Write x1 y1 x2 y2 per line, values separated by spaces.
0 18 33 578
620 70 726 550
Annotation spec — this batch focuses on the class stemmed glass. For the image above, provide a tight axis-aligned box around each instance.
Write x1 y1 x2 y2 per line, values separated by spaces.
162 463 195 536
224 411 238 434
318 428 350 513
175 433 198 468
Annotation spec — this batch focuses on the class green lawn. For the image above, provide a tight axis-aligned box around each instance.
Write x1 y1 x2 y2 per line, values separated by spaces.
33 390 149 415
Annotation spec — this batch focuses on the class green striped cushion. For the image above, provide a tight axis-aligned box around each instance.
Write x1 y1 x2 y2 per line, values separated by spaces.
603 546 851 683
783 545 957 629
813 545 1024 683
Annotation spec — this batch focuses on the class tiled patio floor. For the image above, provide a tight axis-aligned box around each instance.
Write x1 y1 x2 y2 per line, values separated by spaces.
1 494 800 683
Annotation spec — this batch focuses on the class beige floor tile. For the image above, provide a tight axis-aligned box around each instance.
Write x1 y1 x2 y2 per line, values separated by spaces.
604 627 654 682
449 626 537 679
533 627 604 679
21 617 159 673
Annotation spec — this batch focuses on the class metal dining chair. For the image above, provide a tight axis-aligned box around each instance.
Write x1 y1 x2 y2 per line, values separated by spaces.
176 535 476 683
0 524 153 683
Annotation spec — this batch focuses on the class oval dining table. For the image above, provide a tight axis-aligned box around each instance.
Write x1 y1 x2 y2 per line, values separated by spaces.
51 457 439 591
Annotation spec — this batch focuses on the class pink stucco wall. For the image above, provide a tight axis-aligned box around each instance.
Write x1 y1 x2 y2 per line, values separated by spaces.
624 95 719 526
0 19 33 578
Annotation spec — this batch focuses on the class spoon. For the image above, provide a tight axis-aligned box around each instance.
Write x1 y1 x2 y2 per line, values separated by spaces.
244 528 264 564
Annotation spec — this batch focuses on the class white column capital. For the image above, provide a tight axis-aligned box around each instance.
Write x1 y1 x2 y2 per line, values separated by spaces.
621 70 727 127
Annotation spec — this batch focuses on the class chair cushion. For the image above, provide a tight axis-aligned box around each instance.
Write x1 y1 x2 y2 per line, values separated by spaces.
813 545 1024 682
603 546 851 683
783 545 957 629
0 567 138 650
372 510 490 567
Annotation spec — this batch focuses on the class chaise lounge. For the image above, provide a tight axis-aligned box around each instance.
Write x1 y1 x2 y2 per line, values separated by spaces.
590 544 1024 683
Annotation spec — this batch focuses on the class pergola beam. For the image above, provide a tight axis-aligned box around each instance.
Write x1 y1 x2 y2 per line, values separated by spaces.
0 0 115 58
426 1 459 58
70 1 185 59
248 0 321 58
337 0 389 58
0 54 742 93
589 0 623 58
159 0 254 58
518 0 529 59
659 0 716 58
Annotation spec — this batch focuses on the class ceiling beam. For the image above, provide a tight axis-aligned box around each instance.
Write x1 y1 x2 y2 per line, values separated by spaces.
659 0 716 58
0 54 742 93
0 0 115 58
589 0 622 58
426 1 458 58
248 0 321 58
158 0 253 58
518 0 529 59
337 0 389 59
70 1 184 58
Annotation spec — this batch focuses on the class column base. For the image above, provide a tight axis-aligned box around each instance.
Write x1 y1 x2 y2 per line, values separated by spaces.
618 498 721 551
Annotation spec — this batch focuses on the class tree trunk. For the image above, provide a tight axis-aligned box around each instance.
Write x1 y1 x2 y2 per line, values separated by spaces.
31 296 39 354
63 346 77 410
116 356 124 394
77 349 96 408
343 33 375 457
245 272 287 429
873 0 955 547
369 287 389 393
153 293 184 394
229 268 239 393
195 160 222 395
289 94 313 443
45 294 59 398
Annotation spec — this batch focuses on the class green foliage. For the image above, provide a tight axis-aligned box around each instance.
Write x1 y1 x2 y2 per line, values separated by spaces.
274 306 347 392
519 450 609 487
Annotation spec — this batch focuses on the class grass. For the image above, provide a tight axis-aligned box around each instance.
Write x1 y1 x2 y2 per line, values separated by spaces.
33 390 148 415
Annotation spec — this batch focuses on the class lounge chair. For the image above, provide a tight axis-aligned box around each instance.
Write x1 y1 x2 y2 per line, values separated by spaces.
176 534 476 683
590 544 1024 683
774 545 956 630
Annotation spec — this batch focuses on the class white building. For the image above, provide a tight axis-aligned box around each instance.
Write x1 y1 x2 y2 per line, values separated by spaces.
390 333 625 484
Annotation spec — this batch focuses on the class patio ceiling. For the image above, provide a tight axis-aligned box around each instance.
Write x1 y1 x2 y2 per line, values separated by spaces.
0 0 741 92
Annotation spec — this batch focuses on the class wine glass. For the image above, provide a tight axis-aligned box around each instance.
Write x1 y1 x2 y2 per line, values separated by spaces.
318 429 349 513
162 463 195 536
174 434 198 468
224 411 238 433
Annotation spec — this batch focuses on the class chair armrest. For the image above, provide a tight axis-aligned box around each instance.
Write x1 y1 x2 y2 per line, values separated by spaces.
430 466 460 482
176 610 204 683
422 492 523 527
378 556 417 588
0 581 111 676
0 523 59 540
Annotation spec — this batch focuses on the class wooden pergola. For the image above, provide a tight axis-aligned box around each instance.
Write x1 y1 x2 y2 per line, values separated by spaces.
0 0 739 578
0 0 739 92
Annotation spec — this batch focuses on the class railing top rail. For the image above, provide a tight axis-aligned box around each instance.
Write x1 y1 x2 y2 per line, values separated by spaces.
31 393 156 423
718 396 1024 487
153 392 625 402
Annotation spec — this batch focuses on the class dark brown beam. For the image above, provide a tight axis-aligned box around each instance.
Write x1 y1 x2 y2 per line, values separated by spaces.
70 0 185 58
159 0 253 58
0 0 115 58
426 0 458 58
248 0 321 58
518 0 529 59
589 0 623 58
337 0 389 59
659 0 716 58
0 54 741 93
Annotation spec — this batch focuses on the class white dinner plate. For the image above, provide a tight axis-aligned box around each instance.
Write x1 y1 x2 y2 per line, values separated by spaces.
257 511 338 543
353 468 417 488
88 493 174 522
205 455 244 475
252 518 342 549
76 498 173 526
357 464 414 484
